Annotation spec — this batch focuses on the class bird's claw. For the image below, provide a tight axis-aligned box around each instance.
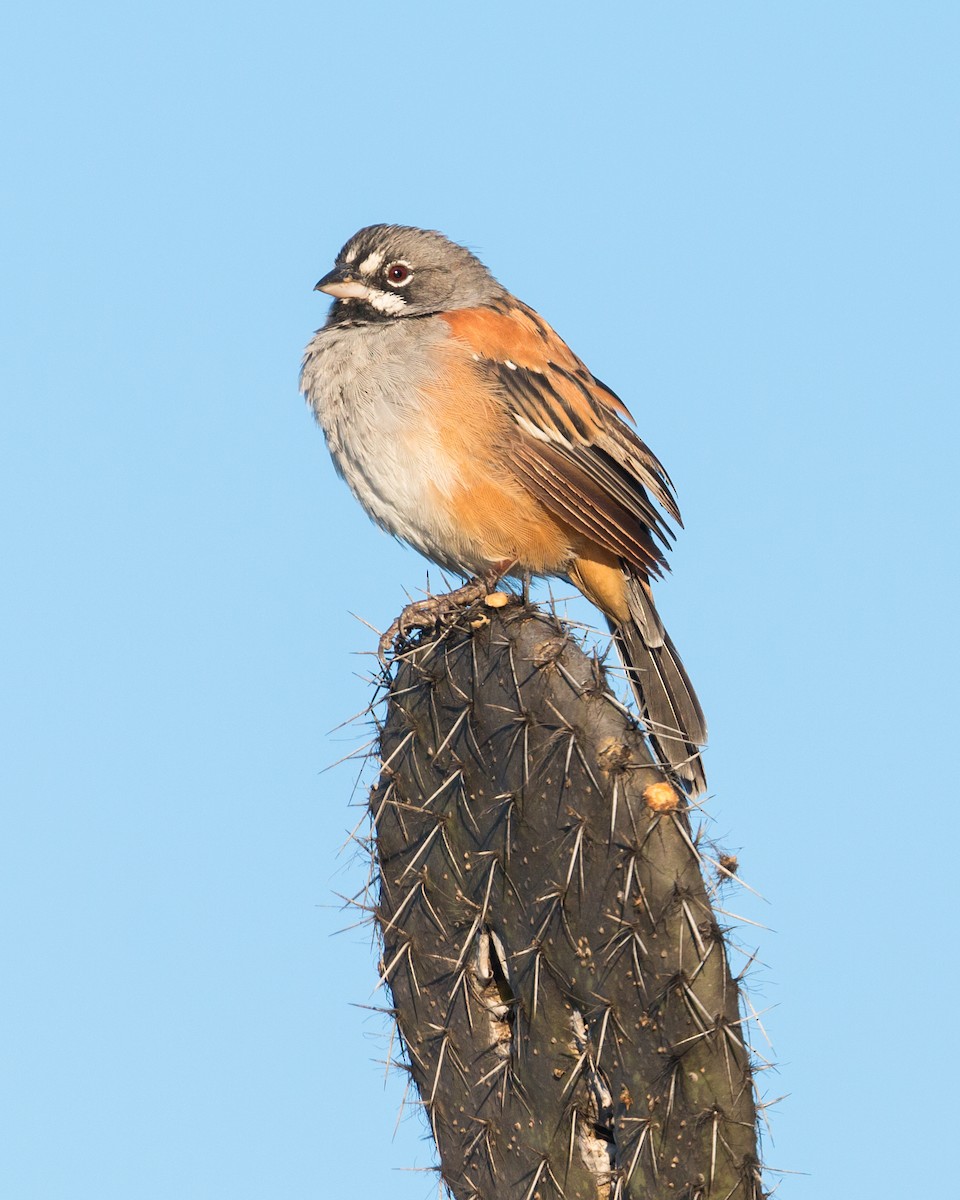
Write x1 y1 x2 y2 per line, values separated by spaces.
377 572 507 664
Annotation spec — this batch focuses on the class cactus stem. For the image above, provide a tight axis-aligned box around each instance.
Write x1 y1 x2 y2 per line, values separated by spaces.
370 607 766 1198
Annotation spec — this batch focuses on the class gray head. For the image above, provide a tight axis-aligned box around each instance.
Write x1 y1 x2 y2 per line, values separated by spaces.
314 224 506 322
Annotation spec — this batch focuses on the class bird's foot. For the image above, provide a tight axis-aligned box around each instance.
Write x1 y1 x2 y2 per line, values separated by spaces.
378 565 513 662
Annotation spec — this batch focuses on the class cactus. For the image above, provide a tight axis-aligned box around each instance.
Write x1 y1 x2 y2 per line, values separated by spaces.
369 598 765 1200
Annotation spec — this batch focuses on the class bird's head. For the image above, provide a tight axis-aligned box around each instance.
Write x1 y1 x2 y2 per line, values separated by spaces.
314 224 504 321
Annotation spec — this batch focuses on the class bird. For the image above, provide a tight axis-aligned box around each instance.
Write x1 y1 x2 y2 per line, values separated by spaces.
300 224 707 794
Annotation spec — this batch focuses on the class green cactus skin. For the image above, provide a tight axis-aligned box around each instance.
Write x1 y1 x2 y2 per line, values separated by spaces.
371 601 765 1200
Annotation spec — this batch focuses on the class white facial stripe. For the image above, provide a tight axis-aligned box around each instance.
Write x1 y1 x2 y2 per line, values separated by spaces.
343 247 358 264
319 278 408 314
366 288 408 315
358 250 385 276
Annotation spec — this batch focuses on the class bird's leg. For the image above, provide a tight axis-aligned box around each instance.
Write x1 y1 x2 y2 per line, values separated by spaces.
379 561 515 661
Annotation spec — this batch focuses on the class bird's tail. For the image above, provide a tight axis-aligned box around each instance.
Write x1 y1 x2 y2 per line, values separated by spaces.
609 572 707 795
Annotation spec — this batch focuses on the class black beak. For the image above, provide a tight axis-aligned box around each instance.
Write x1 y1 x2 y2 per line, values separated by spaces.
314 265 353 292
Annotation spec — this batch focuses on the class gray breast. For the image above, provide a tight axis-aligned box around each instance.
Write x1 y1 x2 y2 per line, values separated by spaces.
299 315 462 562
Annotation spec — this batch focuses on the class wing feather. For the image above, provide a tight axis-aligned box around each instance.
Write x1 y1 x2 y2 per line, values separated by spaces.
441 305 682 576
511 443 667 575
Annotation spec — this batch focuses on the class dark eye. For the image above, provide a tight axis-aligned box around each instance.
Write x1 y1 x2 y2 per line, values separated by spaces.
385 262 411 286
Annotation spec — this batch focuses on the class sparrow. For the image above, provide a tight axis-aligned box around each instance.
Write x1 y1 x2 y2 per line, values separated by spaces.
300 225 707 794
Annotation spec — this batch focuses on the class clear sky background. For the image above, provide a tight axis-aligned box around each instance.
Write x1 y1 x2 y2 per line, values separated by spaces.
3 3 958 1197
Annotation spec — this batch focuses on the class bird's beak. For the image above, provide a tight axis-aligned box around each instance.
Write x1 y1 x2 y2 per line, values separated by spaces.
314 266 370 300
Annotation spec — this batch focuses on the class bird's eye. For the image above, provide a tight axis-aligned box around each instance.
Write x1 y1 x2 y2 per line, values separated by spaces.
385 262 411 286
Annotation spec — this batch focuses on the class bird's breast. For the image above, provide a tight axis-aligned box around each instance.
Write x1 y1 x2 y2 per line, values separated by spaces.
300 317 477 570
300 315 577 577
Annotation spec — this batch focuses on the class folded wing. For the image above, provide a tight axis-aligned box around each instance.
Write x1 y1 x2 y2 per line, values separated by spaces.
440 302 681 577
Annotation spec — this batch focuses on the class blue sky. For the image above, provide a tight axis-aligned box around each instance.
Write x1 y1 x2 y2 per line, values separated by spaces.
2 3 958 1197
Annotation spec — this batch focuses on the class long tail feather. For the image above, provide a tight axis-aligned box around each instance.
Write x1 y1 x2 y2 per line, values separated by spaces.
610 572 707 795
